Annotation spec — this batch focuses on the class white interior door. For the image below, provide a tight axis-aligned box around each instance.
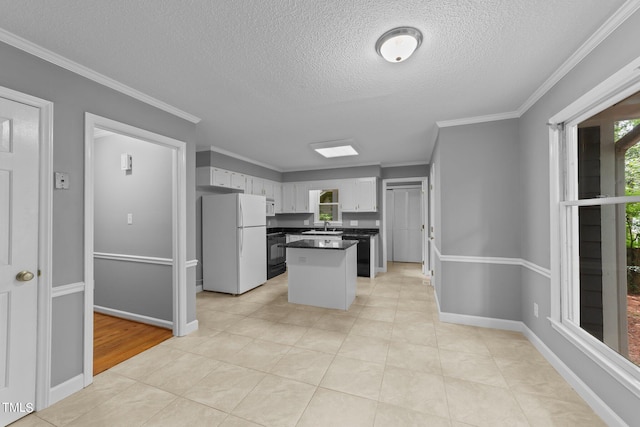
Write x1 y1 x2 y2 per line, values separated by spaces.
0 97 39 425
392 188 422 263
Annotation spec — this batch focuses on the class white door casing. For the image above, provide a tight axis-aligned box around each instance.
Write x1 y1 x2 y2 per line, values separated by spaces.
85 113 190 388
392 188 422 263
429 164 436 286
0 97 39 426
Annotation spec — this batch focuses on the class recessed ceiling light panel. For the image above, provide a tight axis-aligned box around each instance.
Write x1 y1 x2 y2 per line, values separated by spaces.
310 140 359 158
376 27 422 63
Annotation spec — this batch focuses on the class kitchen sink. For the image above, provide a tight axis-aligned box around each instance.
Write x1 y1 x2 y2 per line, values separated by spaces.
301 230 343 235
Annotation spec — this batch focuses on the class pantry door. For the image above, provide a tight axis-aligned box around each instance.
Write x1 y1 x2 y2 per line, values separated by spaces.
0 96 39 426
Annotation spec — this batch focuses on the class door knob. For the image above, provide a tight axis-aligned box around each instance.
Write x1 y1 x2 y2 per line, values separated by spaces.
16 270 34 282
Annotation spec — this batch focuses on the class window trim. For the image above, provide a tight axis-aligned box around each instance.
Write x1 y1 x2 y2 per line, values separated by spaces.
549 55 640 398
312 188 342 226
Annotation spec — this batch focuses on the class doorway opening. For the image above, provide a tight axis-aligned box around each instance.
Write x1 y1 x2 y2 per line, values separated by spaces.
84 113 188 386
381 177 429 275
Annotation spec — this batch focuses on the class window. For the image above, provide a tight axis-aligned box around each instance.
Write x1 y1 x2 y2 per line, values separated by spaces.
550 65 640 392
313 189 341 225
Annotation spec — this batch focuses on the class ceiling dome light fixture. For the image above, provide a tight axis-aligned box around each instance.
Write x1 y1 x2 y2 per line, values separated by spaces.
375 27 422 63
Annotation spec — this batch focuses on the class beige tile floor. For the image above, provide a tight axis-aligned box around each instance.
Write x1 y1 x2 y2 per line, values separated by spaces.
14 262 606 427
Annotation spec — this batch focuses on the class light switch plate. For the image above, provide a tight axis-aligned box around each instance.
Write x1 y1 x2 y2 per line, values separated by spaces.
303 220 309 225
375 220 380 226
350 220 358 226
54 172 70 190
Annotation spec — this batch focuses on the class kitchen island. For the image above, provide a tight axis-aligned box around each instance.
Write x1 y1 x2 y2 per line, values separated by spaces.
284 239 358 310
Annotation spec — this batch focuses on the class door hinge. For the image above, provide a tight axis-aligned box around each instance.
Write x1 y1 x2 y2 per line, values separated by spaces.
38 269 41 277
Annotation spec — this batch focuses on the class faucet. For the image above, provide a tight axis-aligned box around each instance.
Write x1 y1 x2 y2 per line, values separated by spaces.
324 221 329 231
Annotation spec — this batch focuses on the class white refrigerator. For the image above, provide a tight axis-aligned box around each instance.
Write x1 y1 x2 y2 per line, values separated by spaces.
202 193 267 294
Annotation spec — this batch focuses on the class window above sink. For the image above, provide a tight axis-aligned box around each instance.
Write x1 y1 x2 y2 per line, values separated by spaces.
311 188 342 226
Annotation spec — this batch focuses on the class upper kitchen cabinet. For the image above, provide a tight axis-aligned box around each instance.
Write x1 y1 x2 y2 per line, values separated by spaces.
274 182 283 213
197 166 233 188
341 177 377 212
281 182 312 213
246 176 262 196
246 176 276 199
282 182 295 213
295 182 311 212
263 180 275 199
230 171 246 191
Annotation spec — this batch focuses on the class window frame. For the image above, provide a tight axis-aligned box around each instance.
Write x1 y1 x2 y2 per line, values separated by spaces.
549 56 640 397
313 188 342 226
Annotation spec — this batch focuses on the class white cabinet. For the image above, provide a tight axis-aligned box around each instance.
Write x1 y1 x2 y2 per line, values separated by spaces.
340 180 357 211
213 168 231 187
274 182 283 213
230 172 245 190
282 183 296 213
197 168 377 214
295 182 311 212
197 166 234 188
356 177 377 211
280 182 311 213
341 177 377 212
263 180 275 200
246 176 262 196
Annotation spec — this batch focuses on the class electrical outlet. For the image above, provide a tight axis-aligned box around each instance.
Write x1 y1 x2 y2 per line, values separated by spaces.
533 303 539 318
127 213 133 225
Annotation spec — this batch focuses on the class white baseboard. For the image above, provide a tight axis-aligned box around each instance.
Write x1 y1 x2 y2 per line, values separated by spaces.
437 307 625 425
521 325 627 427
93 305 173 330
183 319 199 335
48 373 84 406
438 311 523 332
196 284 203 293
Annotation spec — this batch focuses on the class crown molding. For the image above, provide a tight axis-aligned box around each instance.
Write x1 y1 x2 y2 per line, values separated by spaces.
0 28 201 124
436 0 640 129
436 111 520 128
380 160 429 168
517 0 640 116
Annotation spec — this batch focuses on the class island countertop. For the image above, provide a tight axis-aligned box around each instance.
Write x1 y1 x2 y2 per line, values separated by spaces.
284 239 358 250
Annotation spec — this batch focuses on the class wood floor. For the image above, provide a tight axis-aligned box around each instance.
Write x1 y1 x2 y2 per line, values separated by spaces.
93 312 173 376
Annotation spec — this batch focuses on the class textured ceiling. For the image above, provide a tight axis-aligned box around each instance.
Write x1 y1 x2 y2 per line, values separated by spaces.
0 0 628 171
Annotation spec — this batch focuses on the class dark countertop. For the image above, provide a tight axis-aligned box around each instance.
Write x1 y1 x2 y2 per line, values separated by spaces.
284 239 359 250
268 227 379 236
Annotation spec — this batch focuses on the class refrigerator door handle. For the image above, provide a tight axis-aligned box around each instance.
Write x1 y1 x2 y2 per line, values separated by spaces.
240 227 243 256
239 198 244 228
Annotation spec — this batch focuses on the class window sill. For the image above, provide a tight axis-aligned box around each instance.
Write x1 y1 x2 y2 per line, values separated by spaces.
549 317 640 399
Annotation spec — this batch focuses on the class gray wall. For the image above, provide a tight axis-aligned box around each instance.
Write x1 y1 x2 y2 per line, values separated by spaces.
94 134 173 321
196 150 282 182
516 8 640 423
382 164 429 179
0 41 197 387
433 119 522 316
283 165 381 181
432 9 640 423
